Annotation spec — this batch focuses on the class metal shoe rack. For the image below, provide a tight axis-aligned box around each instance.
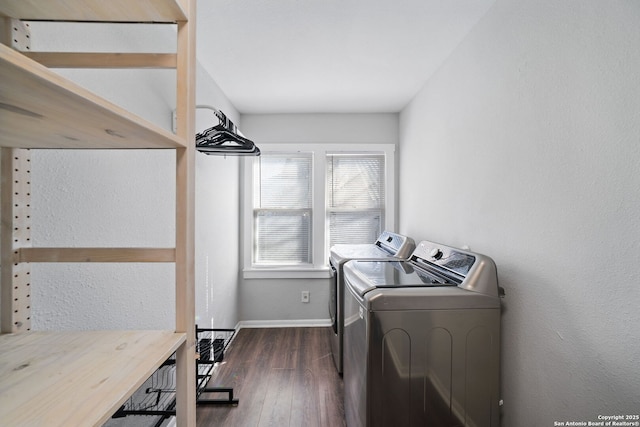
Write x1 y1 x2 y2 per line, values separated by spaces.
111 327 238 425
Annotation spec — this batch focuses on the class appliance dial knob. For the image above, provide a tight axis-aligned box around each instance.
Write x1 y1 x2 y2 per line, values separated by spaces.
430 248 443 260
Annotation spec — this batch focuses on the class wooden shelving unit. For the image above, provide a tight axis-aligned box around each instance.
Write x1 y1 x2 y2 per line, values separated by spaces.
0 1 196 426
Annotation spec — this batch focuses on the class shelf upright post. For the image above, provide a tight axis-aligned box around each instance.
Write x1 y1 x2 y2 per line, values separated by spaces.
0 148 32 334
174 0 197 425
0 18 32 334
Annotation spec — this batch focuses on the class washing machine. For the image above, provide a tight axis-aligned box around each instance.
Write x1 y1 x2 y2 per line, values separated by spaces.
343 240 504 427
329 231 415 374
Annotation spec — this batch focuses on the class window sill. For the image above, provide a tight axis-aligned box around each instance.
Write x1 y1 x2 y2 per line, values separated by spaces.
243 267 332 279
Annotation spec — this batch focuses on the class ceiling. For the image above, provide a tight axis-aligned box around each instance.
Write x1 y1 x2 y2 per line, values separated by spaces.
196 0 495 114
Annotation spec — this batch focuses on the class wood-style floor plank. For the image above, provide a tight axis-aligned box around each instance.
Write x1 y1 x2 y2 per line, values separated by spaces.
259 369 295 426
196 327 345 427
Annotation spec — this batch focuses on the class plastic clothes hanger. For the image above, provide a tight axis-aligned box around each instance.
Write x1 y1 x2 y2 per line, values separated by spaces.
195 105 260 156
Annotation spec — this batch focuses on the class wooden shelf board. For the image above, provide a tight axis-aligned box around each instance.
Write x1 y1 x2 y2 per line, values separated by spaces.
18 247 176 263
0 0 187 23
0 330 186 427
0 43 186 149
23 52 178 69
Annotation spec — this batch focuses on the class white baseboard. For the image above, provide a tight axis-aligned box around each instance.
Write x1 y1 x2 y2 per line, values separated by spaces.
237 319 331 329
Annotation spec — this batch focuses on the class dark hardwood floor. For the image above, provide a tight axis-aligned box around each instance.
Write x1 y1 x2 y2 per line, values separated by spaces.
196 327 346 427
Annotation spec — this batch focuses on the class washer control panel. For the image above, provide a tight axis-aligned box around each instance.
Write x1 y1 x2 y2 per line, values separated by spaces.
412 241 476 278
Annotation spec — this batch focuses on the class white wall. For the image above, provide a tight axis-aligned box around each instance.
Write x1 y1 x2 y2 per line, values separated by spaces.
237 113 398 325
399 0 640 424
194 74 242 330
21 22 241 331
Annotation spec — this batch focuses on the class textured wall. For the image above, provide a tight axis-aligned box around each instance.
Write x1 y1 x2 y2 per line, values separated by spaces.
399 0 640 424
31 149 177 330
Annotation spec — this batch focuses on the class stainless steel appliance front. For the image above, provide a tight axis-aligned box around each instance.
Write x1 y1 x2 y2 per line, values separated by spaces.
343 241 503 427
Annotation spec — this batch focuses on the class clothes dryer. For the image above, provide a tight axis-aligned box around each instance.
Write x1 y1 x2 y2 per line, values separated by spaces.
329 231 415 374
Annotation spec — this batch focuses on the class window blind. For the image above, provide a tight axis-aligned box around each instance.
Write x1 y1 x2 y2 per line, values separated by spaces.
327 154 385 246
254 154 312 264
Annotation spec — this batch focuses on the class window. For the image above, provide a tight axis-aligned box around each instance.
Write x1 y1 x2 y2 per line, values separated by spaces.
253 153 312 265
243 144 395 278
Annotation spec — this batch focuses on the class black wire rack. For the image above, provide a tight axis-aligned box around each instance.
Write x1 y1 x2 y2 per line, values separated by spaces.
110 327 238 426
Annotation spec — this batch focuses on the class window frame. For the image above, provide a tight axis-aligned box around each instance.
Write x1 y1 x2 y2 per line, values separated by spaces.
242 143 396 279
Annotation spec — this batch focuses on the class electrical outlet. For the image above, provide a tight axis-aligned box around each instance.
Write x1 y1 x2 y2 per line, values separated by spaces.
301 291 310 303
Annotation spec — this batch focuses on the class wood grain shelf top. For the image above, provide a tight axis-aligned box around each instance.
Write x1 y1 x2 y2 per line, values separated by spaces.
0 43 186 149
0 330 186 427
